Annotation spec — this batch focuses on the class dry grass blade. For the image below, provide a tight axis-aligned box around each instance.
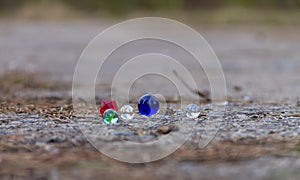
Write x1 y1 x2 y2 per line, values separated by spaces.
172 70 211 102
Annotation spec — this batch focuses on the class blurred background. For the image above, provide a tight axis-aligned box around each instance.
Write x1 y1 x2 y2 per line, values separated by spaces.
0 0 300 101
1 0 300 21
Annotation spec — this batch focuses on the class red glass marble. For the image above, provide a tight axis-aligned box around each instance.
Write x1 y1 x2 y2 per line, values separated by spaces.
99 99 118 116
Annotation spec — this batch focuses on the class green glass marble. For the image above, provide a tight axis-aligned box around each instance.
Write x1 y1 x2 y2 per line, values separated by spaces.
103 109 119 124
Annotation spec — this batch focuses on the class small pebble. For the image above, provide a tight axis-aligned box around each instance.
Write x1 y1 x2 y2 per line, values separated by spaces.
243 96 254 102
296 99 300 107
157 125 178 134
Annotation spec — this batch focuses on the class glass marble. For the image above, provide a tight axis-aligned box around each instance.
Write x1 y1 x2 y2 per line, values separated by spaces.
99 99 118 116
120 105 135 120
186 104 200 119
103 109 119 124
138 94 159 116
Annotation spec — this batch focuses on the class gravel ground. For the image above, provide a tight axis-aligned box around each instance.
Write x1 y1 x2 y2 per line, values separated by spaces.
0 97 300 179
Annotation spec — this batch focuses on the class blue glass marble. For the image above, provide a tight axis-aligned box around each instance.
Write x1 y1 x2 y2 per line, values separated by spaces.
138 94 160 116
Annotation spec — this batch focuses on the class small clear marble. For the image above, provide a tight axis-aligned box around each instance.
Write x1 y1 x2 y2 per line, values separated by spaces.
186 104 200 119
120 105 135 120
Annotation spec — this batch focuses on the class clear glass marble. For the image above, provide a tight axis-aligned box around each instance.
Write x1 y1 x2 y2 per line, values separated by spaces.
186 104 200 119
120 105 135 120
